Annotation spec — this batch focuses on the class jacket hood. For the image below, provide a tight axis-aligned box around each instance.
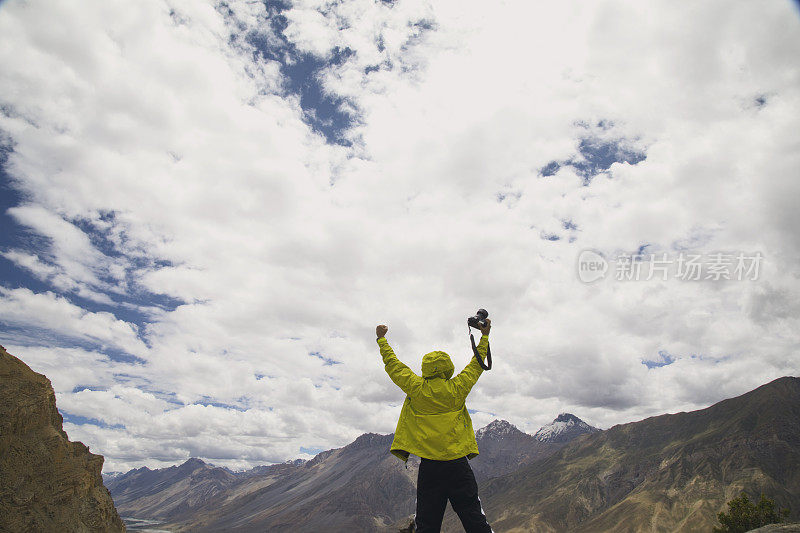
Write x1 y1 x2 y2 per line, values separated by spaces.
421 351 454 380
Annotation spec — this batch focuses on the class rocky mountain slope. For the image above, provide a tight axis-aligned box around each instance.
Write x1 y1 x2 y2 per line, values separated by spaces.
0 345 125 532
456 376 800 532
104 457 237 523
532 412 601 443
166 432 418 532
470 417 595 483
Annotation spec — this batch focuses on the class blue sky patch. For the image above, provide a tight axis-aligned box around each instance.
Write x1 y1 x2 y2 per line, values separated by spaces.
193 398 248 411
539 120 646 184
643 350 676 369
242 1 355 146
0 153 185 334
62 412 125 430
309 351 341 365
300 445 325 456
71 385 106 393
0 324 146 364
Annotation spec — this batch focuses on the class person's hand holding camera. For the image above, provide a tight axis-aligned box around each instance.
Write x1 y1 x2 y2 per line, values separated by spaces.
480 318 491 336
376 324 388 339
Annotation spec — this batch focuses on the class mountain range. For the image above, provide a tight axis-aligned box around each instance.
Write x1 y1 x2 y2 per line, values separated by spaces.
470 417 599 483
110 432 418 531
106 378 800 532
450 376 800 532
5 339 795 532
105 414 597 531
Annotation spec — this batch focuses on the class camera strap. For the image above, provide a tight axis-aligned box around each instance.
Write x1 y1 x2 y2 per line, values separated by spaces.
469 332 492 370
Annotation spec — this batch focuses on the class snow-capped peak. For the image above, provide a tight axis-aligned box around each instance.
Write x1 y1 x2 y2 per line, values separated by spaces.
533 413 597 443
476 419 519 439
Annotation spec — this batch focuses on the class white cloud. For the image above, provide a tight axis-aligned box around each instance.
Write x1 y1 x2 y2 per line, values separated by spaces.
1 0 799 472
4 344 143 393
0 288 147 356
4 206 124 303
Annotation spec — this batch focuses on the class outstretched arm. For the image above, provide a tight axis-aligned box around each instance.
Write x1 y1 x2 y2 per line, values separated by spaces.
450 319 491 401
376 325 422 397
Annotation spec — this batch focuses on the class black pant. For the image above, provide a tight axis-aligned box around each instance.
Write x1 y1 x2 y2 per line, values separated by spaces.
414 456 493 533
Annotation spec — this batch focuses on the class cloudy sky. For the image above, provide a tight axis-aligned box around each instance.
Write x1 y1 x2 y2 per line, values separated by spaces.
1 0 799 472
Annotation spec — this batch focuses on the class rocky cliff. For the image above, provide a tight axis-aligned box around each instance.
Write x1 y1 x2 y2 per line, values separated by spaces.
0 345 125 532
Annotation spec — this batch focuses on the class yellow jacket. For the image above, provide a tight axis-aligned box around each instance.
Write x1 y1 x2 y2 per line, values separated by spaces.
378 335 489 462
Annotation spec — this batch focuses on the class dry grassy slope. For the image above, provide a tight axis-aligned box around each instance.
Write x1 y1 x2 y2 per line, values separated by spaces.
460 376 800 533
0 345 125 533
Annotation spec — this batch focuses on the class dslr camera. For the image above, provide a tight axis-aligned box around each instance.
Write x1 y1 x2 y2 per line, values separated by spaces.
467 309 489 329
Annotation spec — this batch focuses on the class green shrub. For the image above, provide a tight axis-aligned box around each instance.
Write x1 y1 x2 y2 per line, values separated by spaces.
712 492 789 533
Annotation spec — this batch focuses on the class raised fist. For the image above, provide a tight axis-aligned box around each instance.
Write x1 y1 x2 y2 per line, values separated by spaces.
376 324 388 339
